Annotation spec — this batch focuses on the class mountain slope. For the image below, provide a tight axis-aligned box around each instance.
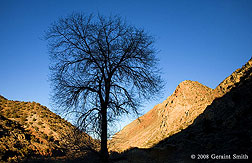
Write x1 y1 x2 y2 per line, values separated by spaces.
113 59 252 163
110 58 252 153
151 60 252 162
215 58 252 96
110 81 218 152
0 96 97 162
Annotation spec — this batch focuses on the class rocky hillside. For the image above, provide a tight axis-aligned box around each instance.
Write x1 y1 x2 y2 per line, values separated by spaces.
0 96 97 162
110 81 218 152
110 57 252 153
215 58 252 95
149 58 252 162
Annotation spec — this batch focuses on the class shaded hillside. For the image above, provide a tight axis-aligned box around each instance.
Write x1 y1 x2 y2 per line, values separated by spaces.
110 57 252 154
111 58 252 163
150 62 252 162
0 96 98 162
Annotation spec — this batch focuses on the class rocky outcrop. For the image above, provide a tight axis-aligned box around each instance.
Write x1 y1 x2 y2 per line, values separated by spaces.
110 57 252 153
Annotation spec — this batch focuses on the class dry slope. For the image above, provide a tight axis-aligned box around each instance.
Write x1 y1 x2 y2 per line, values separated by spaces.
151 58 252 162
0 96 97 162
110 81 218 152
110 57 252 152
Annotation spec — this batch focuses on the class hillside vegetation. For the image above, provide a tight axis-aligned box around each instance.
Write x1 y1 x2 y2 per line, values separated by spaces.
0 96 98 162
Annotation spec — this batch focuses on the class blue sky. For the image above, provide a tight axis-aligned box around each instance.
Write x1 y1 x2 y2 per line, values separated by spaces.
1 0 252 130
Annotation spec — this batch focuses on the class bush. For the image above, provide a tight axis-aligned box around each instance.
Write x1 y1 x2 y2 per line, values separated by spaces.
5 110 11 117
34 126 39 131
41 133 48 140
20 117 27 123
13 113 19 118
38 121 43 125
47 135 54 142
31 136 39 143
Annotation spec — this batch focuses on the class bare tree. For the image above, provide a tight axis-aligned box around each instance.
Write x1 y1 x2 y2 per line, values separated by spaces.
45 13 163 162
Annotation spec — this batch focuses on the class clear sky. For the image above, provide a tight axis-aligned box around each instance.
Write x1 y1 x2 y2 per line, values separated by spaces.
1 0 252 130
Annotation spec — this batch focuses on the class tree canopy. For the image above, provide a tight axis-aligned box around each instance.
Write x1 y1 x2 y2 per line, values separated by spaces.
45 12 163 162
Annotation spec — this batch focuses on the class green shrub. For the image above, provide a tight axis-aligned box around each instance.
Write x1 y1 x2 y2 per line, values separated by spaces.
34 126 39 131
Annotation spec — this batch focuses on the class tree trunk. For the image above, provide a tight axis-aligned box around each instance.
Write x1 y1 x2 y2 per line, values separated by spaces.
100 105 109 163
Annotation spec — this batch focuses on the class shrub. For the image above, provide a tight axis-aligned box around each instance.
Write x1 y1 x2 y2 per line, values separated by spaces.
20 117 27 123
31 136 39 143
47 135 54 142
13 113 19 118
38 121 43 125
34 126 39 131
5 110 11 117
41 133 48 140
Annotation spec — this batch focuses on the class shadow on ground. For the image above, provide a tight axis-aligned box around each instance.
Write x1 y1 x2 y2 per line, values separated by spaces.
111 68 252 163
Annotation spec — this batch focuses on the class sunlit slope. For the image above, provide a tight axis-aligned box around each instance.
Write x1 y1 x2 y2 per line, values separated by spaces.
0 96 97 162
110 80 218 152
110 57 252 152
